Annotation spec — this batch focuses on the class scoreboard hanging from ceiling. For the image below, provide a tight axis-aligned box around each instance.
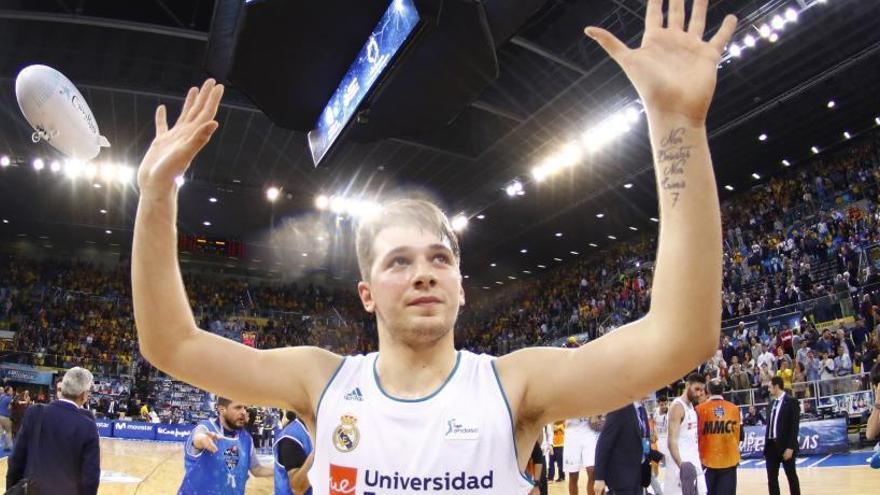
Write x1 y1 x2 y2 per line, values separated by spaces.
178 234 245 259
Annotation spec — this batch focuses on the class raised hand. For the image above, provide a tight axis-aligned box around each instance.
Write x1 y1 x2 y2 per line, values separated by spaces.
137 79 224 199
585 0 736 124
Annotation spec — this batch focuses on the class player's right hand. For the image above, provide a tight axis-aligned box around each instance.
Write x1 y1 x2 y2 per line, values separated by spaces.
137 79 224 199
195 431 223 453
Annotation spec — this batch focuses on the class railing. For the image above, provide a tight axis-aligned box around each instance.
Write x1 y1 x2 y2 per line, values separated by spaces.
723 372 872 408
0 349 133 377
721 280 880 334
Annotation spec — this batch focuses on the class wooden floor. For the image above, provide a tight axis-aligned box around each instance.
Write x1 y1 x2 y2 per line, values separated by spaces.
0 438 876 493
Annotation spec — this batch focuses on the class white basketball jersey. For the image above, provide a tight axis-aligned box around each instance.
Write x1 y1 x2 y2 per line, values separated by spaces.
309 350 535 495
653 409 668 437
563 417 598 441
671 397 700 460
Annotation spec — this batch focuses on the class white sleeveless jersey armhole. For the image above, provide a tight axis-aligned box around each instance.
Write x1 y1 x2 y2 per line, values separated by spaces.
308 350 535 494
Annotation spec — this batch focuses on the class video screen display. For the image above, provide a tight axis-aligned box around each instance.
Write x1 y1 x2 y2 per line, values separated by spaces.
307 0 420 166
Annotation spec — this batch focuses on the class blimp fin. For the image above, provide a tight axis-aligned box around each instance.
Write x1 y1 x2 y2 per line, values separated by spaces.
98 135 110 148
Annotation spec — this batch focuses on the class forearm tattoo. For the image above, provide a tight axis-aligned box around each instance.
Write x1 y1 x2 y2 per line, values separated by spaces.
658 127 690 208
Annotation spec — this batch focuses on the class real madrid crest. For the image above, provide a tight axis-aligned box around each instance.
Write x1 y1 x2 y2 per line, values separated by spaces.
333 414 360 453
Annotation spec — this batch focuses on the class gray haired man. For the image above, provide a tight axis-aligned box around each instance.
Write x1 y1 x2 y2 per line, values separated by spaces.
7 367 101 495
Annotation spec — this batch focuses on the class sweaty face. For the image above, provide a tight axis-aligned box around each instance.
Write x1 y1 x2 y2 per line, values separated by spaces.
359 225 464 347
686 382 705 404
220 403 248 430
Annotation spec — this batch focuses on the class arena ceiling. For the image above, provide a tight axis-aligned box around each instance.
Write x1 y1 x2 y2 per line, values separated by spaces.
0 0 879 289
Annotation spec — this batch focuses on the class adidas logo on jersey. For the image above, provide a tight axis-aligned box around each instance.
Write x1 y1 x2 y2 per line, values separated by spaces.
344 387 364 401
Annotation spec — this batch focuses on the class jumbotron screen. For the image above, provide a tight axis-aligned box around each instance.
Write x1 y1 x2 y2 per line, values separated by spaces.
307 0 420 166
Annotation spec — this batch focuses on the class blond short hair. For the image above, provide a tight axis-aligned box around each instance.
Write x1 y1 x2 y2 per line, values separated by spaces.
355 198 460 281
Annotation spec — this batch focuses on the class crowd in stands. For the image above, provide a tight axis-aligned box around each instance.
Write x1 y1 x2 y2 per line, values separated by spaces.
0 130 879 420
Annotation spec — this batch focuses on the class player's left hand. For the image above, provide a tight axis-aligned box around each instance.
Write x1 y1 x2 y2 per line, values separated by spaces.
594 479 607 495
584 0 737 125
782 448 793 461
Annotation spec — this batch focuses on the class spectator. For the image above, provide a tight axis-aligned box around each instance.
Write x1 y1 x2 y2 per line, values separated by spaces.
743 405 766 426
6 367 100 495
0 386 13 451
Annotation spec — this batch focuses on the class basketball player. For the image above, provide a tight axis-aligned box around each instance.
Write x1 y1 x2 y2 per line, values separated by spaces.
131 2 736 493
653 396 670 465
665 373 707 495
563 416 602 494
179 398 273 494
274 411 314 495
696 380 741 495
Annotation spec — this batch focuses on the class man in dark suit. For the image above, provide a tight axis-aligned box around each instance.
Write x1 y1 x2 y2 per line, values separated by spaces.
594 402 648 495
7 367 101 495
764 375 800 495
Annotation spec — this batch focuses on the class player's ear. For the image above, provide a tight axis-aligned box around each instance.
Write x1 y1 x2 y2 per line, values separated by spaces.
459 283 465 307
358 281 375 313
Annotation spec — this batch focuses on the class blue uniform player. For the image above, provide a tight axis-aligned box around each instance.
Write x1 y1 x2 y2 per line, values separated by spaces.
273 411 313 495
179 397 273 494
0 386 14 451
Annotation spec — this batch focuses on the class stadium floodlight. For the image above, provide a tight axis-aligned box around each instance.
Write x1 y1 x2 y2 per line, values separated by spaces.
743 34 756 48
451 214 468 232
771 15 785 30
751 173 761 180
315 194 329 210
729 43 742 57
32 158 44 171
0 156 10 167
50 160 61 173
266 186 280 202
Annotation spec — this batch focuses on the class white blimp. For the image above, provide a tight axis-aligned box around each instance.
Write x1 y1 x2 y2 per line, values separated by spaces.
15 64 110 160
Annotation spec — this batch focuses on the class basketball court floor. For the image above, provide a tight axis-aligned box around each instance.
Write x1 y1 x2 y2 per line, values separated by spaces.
0 438 877 494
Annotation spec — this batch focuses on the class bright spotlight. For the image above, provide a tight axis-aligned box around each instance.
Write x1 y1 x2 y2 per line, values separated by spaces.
315 194 330 210
769 32 779 43
596 213 605 218
751 173 761 180
758 133 768 141
811 146 819 154
623 183 633 189
650 217 659 223
743 34 756 48
451 214 468 232
771 15 785 30
116 166 134 185
0 155 9 167
85 163 98 179
50 160 61 173
729 43 742 57
532 166 547 182
782 159 791 166
827 100 836 109
559 142 583 168
32 158 45 171
99 163 116 182
266 186 280 202
875 117 880 126
725 185 734 191
843 131 851 140
785 8 798 22
759 24 771 38
625 107 640 124
175 176 185 187
505 181 522 197
64 159 83 179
